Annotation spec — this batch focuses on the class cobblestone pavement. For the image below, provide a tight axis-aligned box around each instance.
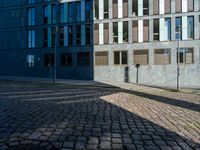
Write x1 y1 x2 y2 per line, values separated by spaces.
0 81 200 150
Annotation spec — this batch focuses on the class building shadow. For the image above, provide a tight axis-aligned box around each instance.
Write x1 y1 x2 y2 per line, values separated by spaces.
0 84 199 149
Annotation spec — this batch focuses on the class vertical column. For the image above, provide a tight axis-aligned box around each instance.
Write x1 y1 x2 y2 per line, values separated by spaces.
63 3 68 23
64 26 68 46
182 0 187 12
159 18 165 41
81 24 85 45
81 0 85 21
138 20 143 42
149 19 154 42
118 0 123 18
182 16 188 40
138 0 143 16
48 27 52 47
171 0 175 13
99 23 104 44
171 17 176 41
171 47 177 65
109 0 113 19
118 22 123 43
47 5 51 24
128 0 132 17
194 0 199 11
73 25 76 45
99 0 104 19
159 0 165 14
149 0 153 15
149 48 154 65
108 49 113 65
194 15 199 40
128 20 132 43
194 47 199 64
128 49 133 66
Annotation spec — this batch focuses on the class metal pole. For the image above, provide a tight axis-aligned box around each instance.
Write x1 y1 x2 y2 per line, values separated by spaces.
177 25 181 91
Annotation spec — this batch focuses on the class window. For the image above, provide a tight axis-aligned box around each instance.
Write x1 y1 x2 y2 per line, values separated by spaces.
165 18 171 41
59 26 64 46
177 48 194 64
28 30 35 48
143 20 149 42
143 0 149 15
134 50 148 65
68 25 73 46
176 17 182 40
175 0 181 13
94 24 99 45
94 0 99 19
165 0 171 14
77 52 90 66
153 19 159 41
43 6 48 24
95 52 108 66
114 51 128 65
60 4 64 23
85 0 91 20
113 22 118 43
104 0 109 19
52 27 56 47
44 54 54 67
43 28 48 47
28 7 35 26
123 21 128 43
76 25 81 45
132 21 138 43
123 0 128 18
52 4 56 24
76 2 81 21
113 0 118 18
86 24 91 45
153 0 159 15
188 16 194 39
60 53 72 66
132 0 138 16
27 55 34 67
28 0 35 4
154 49 171 65
104 23 109 44
199 16 200 39
68 2 75 22
187 0 194 12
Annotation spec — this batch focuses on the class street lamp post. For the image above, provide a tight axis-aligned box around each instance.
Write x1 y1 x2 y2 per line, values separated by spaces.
176 25 181 91
53 0 61 84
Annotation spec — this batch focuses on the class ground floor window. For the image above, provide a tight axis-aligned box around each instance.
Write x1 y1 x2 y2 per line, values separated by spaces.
114 51 128 65
60 53 72 66
134 50 148 65
44 54 54 67
27 55 34 67
95 51 108 66
177 48 194 64
154 49 171 65
77 52 90 66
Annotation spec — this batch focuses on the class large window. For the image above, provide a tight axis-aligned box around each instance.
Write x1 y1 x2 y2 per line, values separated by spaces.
77 52 90 66
85 0 91 20
143 0 149 15
175 17 182 40
165 18 171 41
123 21 128 43
104 0 109 19
43 6 48 24
132 0 138 16
44 54 54 67
187 0 194 12
95 52 108 66
134 50 148 65
68 2 75 22
113 22 118 43
132 21 138 43
154 49 171 65
85 24 91 45
143 20 149 42
123 0 128 18
177 48 194 64
113 0 118 18
59 26 64 46
28 30 35 48
68 25 73 46
94 0 99 19
27 55 34 67
60 53 72 66
188 16 194 39
114 51 128 65
60 4 64 23
76 2 81 21
28 7 35 26
52 4 56 24
153 19 159 41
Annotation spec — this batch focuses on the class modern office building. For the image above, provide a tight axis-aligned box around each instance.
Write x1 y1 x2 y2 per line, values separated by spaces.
0 0 200 87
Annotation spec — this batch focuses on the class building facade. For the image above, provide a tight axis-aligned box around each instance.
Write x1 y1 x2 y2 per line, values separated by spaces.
0 0 200 87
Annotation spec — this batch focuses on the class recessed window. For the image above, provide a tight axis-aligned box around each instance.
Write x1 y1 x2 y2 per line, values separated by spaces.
134 50 148 65
28 30 35 48
95 52 108 66
177 48 194 64
60 53 72 66
153 19 159 41
154 49 171 65
113 22 118 43
77 52 90 66
27 55 34 67
59 26 64 46
114 51 128 65
43 28 48 47
44 54 54 67
28 7 35 26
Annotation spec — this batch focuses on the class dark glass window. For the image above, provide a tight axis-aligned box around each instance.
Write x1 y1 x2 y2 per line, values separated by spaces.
77 52 90 66
68 25 73 46
43 28 48 47
43 6 48 24
59 26 64 46
86 24 90 45
76 25 81 45
60 53 72 66
85 0 91 20
44 54 54 67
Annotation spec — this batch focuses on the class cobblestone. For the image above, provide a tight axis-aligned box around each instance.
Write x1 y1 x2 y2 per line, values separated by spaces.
0 81 199 149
